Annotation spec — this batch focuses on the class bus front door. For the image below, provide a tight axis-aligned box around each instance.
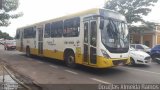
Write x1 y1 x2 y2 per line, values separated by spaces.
83 20 97 65
37 26 43 55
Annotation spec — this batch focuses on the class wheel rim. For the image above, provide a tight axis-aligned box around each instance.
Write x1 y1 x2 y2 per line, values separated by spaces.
130 59 135 65
67 56 74 66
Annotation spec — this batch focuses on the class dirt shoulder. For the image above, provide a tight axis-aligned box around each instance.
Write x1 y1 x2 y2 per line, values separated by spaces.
0 60 42 90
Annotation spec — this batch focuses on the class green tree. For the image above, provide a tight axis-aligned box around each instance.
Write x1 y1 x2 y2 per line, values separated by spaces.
2 32 13 39
104 0 158 28
0 30 13 39
0 0 23 27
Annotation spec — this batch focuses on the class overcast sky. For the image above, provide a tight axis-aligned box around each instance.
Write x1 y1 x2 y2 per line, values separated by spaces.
0 0 160 37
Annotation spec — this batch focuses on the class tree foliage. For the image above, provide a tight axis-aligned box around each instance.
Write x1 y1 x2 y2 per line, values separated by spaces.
0 0 23 27
104 0 158 27
0 30 13 39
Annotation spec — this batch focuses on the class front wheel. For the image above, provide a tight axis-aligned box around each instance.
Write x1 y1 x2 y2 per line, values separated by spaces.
152 54 160 63
65 52 76 68
157 60 160 64
130 58 136 65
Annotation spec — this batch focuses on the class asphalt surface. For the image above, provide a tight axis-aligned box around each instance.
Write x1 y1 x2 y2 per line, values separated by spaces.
0 45 160 89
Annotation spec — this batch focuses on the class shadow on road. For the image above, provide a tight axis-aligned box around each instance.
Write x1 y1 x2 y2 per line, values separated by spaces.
125 64 150 68
76 65 126 76
20 54 128 76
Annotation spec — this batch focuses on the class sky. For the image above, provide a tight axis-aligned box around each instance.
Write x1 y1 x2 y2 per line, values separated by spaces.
0 0 160 37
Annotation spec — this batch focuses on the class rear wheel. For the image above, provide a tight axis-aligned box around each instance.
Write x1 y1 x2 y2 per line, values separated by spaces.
65 51 76 68
26 47 31 57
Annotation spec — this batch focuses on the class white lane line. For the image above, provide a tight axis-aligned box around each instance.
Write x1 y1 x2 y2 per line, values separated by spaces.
121 67 160 75
150 63 159 65
49 65 58 68
65 70 78 75
90 78 111 84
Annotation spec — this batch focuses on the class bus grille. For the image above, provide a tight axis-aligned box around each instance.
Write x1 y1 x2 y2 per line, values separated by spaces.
112 59 127 66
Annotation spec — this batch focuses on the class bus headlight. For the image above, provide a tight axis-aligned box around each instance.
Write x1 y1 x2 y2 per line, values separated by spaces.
101 49 110 58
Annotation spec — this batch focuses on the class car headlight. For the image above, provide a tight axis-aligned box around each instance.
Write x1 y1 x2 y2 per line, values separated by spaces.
101 49 110 58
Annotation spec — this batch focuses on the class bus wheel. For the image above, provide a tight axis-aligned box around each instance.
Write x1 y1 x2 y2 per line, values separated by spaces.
26 47 31 57
65 52 76 68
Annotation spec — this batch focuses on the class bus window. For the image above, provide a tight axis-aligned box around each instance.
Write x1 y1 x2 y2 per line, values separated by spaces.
63 17 80 37
15 30 20 39
44 23 51 38
84 23 88 43
24 27 35 38
51 21 63 37
90 21 97 46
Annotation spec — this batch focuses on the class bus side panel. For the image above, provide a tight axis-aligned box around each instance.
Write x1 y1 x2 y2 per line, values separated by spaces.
43 38 64 60
75 18 83 64
23 38 36 54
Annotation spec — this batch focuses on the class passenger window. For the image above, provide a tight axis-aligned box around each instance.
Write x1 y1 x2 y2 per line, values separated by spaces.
51 21 63 37
84 22 88 43
15 30 20 39
44 23 51 38
24 27 36 38
63 17 80 37
90 21 97 46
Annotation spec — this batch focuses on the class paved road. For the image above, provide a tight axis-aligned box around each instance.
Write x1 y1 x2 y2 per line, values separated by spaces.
0 45 160 86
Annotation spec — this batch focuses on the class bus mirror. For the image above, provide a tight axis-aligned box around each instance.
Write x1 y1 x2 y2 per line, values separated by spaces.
100 20 104 30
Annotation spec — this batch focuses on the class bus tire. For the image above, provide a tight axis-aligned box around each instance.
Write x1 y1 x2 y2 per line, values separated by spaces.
65 51 76 68
26 47 31 57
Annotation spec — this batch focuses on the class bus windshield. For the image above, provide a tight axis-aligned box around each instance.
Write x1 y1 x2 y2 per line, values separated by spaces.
101 18 129 53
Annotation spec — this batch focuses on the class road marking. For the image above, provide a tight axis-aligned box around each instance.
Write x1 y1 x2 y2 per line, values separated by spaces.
90 78 111 84
150 63 159 65
65 70 78 75
49 65 58 68
121 67 160 75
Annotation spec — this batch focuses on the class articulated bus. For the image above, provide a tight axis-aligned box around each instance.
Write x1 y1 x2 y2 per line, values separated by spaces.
16 8 130 68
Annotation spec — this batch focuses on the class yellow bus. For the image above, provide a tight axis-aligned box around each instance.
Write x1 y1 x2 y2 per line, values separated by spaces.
15 8 130 68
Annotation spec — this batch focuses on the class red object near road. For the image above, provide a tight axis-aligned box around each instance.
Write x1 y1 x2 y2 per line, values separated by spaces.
4 40 16 50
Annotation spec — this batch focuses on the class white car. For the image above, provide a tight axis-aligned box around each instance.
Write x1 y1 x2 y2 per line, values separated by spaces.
129 47 151 65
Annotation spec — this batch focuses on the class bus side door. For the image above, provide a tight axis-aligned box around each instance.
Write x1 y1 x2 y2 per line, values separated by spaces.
83 19 97 65
36 25 44 55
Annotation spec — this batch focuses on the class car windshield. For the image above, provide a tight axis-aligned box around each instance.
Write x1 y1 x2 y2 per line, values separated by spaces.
101 18 129 53
6 41 16 45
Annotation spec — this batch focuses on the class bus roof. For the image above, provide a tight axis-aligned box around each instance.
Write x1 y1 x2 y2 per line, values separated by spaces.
17 8 123 30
